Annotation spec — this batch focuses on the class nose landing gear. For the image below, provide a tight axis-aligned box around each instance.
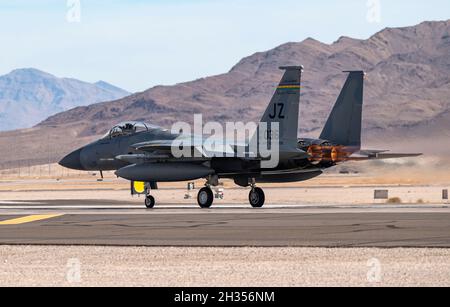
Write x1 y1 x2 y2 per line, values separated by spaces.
143 182 156 209
145 194 156 209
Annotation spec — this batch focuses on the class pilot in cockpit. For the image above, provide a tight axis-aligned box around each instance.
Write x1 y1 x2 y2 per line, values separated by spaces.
105 122 157 140
122 123 136 133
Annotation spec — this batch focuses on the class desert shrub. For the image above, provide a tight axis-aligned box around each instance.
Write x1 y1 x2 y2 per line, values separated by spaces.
387 197 402 204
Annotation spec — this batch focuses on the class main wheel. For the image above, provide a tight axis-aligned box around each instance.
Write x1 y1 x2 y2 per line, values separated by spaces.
197 187 214 208
249 187 265 208
145 195 155 208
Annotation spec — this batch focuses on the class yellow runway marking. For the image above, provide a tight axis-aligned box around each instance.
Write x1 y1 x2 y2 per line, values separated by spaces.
0 214 63 225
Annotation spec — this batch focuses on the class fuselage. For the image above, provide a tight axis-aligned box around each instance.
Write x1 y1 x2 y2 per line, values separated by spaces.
59 121 357 187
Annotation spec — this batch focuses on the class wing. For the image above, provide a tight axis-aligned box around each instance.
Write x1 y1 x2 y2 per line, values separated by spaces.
115 153 170 164
123 138 247 164
132 140 188 153
131 140 238 158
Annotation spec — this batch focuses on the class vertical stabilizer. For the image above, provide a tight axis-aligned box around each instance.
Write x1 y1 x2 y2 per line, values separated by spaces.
251 66 303 151
319 71 365 148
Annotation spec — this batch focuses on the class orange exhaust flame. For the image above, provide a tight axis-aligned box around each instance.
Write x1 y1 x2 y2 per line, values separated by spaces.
307 145 353 164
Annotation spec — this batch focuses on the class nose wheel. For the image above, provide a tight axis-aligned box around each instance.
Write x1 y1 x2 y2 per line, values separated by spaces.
249 187 265 208
145 195 155 208
197 187 214 208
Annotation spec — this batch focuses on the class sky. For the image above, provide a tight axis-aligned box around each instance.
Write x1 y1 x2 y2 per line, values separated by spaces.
0 0 449 92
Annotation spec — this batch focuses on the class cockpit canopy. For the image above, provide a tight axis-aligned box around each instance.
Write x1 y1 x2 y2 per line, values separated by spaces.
102 121 160 139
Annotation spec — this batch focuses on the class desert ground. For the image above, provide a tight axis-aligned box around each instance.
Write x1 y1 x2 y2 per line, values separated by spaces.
1 246 450 287
0 157 449 287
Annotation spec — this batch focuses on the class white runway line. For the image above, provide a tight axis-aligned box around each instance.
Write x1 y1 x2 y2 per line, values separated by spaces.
0 201 44 205
0 203 448 209
0 203 450 216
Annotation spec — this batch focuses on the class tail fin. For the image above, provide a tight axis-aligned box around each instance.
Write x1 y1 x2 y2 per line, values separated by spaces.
251 66 303 151
319 71 365 148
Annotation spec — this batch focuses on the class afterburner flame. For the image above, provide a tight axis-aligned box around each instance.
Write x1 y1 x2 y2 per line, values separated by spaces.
307 145 351 164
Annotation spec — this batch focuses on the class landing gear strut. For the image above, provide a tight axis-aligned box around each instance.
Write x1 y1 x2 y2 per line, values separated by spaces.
249 180 265 208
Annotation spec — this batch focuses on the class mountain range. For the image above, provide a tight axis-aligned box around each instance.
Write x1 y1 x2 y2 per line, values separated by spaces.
0 68 129 131
0 19 449 168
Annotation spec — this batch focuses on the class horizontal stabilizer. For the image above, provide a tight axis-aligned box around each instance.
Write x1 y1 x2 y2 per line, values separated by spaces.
349 150 422 161
261 167 322 176
358 149 389 155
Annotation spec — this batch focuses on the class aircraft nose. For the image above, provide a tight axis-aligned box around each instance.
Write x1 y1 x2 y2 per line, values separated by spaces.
59 148 85 170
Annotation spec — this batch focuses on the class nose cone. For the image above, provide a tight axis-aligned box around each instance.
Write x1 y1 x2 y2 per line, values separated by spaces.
59 148 84 170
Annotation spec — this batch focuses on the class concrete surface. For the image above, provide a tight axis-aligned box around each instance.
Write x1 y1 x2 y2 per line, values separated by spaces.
0 201 450 247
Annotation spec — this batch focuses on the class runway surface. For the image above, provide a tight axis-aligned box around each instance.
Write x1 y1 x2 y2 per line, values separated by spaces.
1 200 450 247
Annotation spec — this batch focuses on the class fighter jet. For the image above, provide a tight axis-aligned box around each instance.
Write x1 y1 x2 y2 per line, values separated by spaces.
59 66 421 208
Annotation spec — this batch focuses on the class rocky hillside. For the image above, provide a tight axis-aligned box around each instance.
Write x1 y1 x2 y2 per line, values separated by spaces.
0 68 130 131
1 20 449 168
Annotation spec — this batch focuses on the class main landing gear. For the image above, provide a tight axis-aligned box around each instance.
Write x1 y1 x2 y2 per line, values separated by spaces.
249 186 265 208
197 186 214 208
195 177 266 209
196 175 217 209
140 177 266 209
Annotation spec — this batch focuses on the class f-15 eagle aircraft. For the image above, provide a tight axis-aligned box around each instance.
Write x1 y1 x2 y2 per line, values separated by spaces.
59 66 421 208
